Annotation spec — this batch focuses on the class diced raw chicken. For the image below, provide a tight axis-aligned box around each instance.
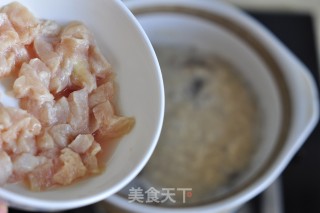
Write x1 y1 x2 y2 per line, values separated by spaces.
2 117 35 152
13 60 53 104
49 55 74 93
0 13 30 76
0 13 19 52
12 45 30 70
94 117 135 140
47 23 94 93
1 107 41 152
36 128 60 159
0 106 12 130
55 24 97 92
56 37 96 92
87 141 102 156
39 20 61 38
15 131 37 154
82 154 99 174
92 101 114 128
48 23 98 93
67 134 101 175
37 132 60 159
68 134 94 154
81 142 101 174
53 148 87 185
59 37 89 59
39 102 57 127
13 74 53 104
13 153 47 176
26 160 54 191
93 101 135 138
68 89 89 134
48 124 74 148
1 2 39 45
27 58 52 87
0 151 12 185
55 97 69 124
19 98 40 119
0 2 135 189
22 97 69 127
88 113 99 133
92 101 114 132
70 59 96 92
37 129 56 151
61 22 93 44
38 149 59 160
5 107 42 135
88 82 114 109
34 37 61 72
89 46 112 79
34 20 61 72
0 50 15 77
101 116 135 138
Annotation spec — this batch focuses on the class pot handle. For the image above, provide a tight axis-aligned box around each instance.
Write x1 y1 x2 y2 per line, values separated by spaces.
288 68 319 148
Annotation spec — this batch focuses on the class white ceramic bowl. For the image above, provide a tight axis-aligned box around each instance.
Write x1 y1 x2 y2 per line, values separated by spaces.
107 0 319 212
0 0 164 211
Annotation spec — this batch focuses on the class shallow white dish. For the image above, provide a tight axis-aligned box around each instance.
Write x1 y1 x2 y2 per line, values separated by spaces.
107 0 319 212
0 0 164 211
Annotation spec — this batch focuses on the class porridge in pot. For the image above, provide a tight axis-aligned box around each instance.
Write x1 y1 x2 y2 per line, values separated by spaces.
121 45 259 205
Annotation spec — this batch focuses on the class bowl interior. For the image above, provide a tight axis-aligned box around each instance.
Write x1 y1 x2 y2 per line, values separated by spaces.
0 0 163 210
117 10 284 204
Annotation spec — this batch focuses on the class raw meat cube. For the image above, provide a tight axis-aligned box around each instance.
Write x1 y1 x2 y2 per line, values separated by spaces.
13 60 53 104
1 107 41 152
70 59 96 92
0 151 12 185
38 20 61 38
92 101 114 128
2 2 39 45
82 154 99 174
39 102 57 127
0 13 19 51
55 97 70 124
15 131 37 154
13 153 47 176
53 148 87 185
49 61 72 93
68 134 94 154
48 124 74 148
34 37 61 72
89 46 112 78
68 89 89 134
88 82 114 109
37 129 56 151
0 106 12 130
26 160 54 191
61 22 93 44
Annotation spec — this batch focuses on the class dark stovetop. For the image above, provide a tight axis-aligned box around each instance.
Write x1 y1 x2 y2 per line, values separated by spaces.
9 11 320 213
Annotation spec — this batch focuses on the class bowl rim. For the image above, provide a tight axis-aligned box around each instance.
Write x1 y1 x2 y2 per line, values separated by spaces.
108 1 293 212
